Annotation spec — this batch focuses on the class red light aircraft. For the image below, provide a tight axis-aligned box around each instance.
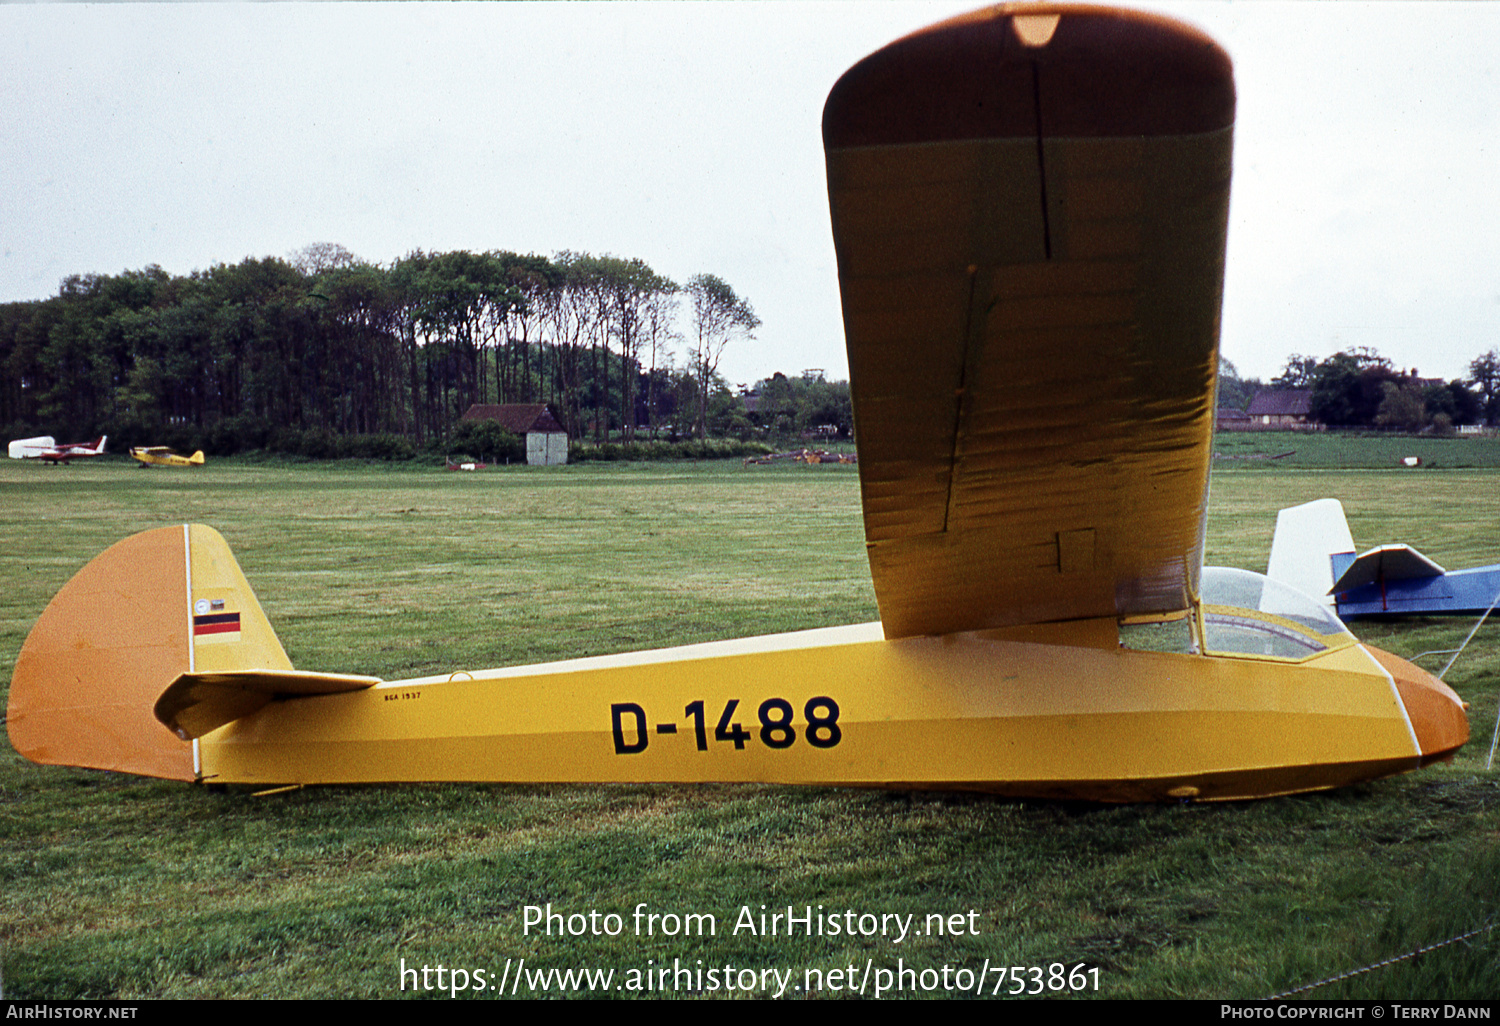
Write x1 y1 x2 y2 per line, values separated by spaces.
7 435 108 464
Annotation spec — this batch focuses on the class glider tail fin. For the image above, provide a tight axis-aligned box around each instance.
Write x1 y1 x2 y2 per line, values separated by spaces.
6 525 293 781
190 450 205 465
1265 498 1357 608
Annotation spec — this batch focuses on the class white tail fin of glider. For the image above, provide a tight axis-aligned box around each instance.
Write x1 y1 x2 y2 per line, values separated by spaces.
1266 499 1357 607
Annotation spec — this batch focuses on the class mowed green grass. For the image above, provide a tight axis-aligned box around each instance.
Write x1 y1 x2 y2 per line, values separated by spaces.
1214 430 1500 470
0 455 1496 999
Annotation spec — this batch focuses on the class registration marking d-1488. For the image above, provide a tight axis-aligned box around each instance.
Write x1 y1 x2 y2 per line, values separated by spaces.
610 697 842 754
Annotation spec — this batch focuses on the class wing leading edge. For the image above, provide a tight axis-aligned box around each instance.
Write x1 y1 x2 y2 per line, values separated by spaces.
824 4 1234 638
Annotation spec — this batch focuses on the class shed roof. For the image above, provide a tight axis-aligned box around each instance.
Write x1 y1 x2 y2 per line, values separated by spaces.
1245 389 1312 417
460 404 566 434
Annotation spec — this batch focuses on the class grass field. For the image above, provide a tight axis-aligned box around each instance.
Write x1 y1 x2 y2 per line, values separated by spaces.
1214 430 1500 470
1 452 1497 999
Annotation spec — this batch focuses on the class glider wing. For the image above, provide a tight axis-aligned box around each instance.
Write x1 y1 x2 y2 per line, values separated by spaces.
824 5 1234 638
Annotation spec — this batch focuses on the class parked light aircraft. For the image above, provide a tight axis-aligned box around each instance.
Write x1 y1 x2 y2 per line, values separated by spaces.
7 435 107 464
6 5 1469 801
129 446 206 468
1269 498 1500 619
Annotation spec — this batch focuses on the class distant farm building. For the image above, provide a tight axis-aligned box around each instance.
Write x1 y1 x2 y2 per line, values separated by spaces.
460 404 568 465
1240 389 1319 431
1215 406 1252 432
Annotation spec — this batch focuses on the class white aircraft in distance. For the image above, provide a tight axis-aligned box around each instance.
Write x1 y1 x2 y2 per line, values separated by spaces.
7 435 107 464
5 4 1470 802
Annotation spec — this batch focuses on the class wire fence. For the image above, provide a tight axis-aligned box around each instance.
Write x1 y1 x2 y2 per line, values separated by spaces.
1270 916 1496 999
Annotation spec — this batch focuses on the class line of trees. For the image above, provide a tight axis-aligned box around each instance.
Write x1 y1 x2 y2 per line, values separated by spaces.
26 242 1488 456
750 371 853 441
0 245 765 454
1222 346 1500 432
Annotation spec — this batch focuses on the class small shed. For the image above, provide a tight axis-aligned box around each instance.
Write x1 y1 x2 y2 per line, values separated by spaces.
460 404 568 465
1245 389 1316 429
1215 406 1252 432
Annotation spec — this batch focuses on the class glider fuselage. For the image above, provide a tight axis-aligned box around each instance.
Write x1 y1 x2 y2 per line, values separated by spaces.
196 619 1463 802
5 525 1465 802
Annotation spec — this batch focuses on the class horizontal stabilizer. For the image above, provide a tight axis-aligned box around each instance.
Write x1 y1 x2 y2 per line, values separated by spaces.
153 669 381 741
1331 545 1446 594
155 669 381 741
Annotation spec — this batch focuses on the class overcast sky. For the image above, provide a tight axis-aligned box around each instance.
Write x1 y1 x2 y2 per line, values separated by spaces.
2 2 1496 387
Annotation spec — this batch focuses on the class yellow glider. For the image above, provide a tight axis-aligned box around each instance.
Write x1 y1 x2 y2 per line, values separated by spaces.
4 4 1469 801
129 446 206 468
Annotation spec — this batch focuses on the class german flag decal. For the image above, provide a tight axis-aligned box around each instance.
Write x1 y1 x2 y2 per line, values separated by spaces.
193 612 241 637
